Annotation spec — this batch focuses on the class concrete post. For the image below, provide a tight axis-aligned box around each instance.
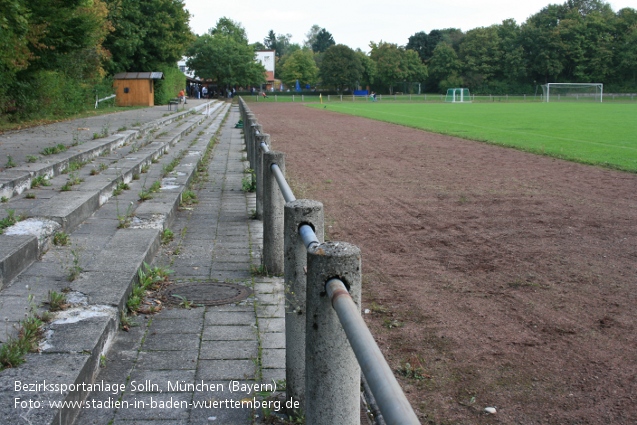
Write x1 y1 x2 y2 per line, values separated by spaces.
283 200 324 410
250 120 260 178
254 131 267 220
244 113 254 168
262 150 285 276
305 242 362 425
247 114 258 170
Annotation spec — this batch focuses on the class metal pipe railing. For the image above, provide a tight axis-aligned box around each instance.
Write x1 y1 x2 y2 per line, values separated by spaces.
326 279 420 425
299 224 319 250
239 97 421 425
272 164 295 203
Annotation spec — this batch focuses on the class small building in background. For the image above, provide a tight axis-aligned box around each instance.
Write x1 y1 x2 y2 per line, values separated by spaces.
113 72 164 106
255 50 276 91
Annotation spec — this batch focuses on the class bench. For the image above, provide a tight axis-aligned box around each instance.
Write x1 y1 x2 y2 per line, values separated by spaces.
168 97 180 110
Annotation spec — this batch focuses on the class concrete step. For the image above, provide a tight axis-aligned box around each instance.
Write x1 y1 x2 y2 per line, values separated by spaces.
0 102 219 201
0 103 231 424
0 102 225 289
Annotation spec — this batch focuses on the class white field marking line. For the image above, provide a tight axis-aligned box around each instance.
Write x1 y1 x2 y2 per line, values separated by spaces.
335 106 637 152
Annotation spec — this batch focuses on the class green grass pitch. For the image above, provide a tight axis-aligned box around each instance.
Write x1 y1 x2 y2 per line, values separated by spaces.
308 102 637 173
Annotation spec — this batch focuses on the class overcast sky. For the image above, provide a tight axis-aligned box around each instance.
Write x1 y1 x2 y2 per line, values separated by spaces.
184 0 634 52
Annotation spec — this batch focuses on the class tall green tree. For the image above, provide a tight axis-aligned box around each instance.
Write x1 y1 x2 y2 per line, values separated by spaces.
613 8 637 86
264 30 293 58
406 31 431 62
319 44 362 91
104 0 193 72
304 24 321 49
0 0 33 106
312 28 335 53
459 26 502 89
427 42 462 91
24 0 111 79
186 18 265 88
496 19 527 85
280 49 319 88
370 42 427 94
356 50 376 87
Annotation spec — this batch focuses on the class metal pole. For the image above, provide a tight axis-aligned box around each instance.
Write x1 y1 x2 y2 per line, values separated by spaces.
262 150 285 275
271 164 295 203
326 279 421 425
306 242 361 425
283 200 325 412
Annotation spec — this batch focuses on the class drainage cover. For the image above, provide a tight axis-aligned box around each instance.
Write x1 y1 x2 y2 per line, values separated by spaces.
164 282 252 306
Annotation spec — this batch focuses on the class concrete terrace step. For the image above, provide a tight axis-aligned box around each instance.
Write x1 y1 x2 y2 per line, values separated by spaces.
0 102 225 289
0 103 215 201
0 103 230 424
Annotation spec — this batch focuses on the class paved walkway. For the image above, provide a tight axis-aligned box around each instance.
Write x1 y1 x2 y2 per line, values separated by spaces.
74 106 286 425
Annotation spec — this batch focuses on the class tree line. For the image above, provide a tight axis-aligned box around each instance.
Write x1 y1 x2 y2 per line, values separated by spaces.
235 0 635 95
1 0 635 124
0 0 193 121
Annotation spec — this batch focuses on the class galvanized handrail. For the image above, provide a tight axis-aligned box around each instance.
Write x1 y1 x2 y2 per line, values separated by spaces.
326 279 420 424
239 98 421 425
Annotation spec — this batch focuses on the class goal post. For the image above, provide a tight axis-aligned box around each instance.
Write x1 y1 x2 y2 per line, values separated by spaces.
541 83 603 103
445 88 471 103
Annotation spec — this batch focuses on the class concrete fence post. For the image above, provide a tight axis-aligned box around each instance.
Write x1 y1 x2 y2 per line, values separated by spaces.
254 131 267 220
306 242 362 425
245 113 254 168
283 200 324 410
262 150 285 275
248 115 258 170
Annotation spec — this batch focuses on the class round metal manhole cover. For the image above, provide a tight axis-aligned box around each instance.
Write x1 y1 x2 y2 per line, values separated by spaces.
164 282 252 306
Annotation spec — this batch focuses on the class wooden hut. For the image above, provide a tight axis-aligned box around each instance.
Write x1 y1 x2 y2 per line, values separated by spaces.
113 72 164 106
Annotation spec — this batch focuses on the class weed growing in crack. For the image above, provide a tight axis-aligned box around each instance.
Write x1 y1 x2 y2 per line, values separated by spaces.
53 232 70 246
241 169 256 192
0 287 50 370
31 175 51 188
46 290 68 312
161 228 174 245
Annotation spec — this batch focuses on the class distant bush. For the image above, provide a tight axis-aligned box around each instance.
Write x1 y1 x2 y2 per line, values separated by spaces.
155 65 186 105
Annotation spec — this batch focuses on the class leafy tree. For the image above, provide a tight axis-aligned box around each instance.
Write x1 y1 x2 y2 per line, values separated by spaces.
187 18 265 88
356 50 376 87
280 49 319 88
428 42 462 92
0 0 33 106
212 16 248 43
319 44 363 91
370 42 427 94
496 19 527 84
521 5 565 83
613 8 637 86
459 26 502 89
104 0 194 73
264 30 277 52
251 41 266 51
264 30 293 58
312 28 335 53
304 24 321 49
406 31 431 62
24 0 111 79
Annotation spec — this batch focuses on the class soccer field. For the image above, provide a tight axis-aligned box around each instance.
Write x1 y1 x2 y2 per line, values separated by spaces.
308 102 637 173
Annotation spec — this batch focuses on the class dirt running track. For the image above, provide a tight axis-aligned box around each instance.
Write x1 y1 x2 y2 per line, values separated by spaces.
248 102 637 424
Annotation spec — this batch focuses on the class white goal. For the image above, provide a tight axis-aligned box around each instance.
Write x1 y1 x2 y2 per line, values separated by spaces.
541 83 603 102
445 88 471 103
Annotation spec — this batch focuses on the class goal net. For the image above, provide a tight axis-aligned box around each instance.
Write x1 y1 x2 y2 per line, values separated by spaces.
445 88 471 103
541 83 603 102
